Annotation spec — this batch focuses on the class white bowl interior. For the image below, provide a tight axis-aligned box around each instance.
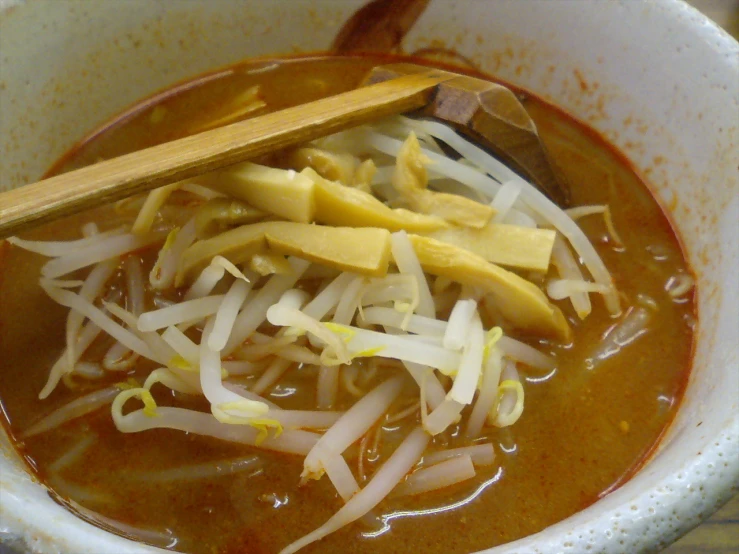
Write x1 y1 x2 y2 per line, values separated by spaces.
1 1 737 553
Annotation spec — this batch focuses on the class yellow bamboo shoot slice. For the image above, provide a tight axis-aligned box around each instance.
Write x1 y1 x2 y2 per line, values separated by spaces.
249 253 292 276
408 234 571 340
288 147 358 185
425 223 555 272
176 222 391 285
209 162 315 223
302 167 448 232
177 225 266 286
132 182 180 235
194 198 267 238
409 189 495 229
264 223 391 276
392 132 494 228
352 159 377 192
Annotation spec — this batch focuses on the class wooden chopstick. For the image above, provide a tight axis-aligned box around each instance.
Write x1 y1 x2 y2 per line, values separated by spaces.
0 69 455 239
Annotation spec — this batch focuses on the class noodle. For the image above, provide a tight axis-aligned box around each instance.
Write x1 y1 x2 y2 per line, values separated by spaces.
393 455 476 497
24 387 119 438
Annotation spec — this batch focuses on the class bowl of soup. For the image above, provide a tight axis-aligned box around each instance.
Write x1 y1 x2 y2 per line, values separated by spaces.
0 1 736 553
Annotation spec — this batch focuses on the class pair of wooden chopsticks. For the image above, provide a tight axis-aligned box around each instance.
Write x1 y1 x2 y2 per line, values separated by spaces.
0 69 455 239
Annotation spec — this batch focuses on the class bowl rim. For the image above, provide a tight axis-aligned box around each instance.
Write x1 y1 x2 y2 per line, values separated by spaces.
0 1 737 553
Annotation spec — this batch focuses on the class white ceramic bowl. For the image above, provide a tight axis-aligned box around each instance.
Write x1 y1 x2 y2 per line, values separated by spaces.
1 1 737 553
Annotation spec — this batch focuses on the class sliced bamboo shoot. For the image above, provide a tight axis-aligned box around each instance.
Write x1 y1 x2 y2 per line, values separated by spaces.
288 147 358 185
425 223 555 272
194 198 267 238
408 235 570 340
177 224 265 286
392 132 494 228
249 253 292 276
409 189 495 229
352 159 377 192
176 222 391 285
208 162 316 223
264 223 390 276
302 167 448 232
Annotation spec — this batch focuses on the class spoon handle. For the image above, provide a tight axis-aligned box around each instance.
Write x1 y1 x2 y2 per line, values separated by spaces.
0 69 454 239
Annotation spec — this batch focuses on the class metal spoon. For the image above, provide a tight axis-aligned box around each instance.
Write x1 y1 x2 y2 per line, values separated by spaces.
365 63 570 207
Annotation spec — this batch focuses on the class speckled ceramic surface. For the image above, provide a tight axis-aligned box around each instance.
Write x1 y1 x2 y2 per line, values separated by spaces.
0 1 737 553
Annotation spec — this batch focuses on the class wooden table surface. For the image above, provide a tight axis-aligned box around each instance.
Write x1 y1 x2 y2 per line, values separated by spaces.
660 4 738 553
664 494 739 553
